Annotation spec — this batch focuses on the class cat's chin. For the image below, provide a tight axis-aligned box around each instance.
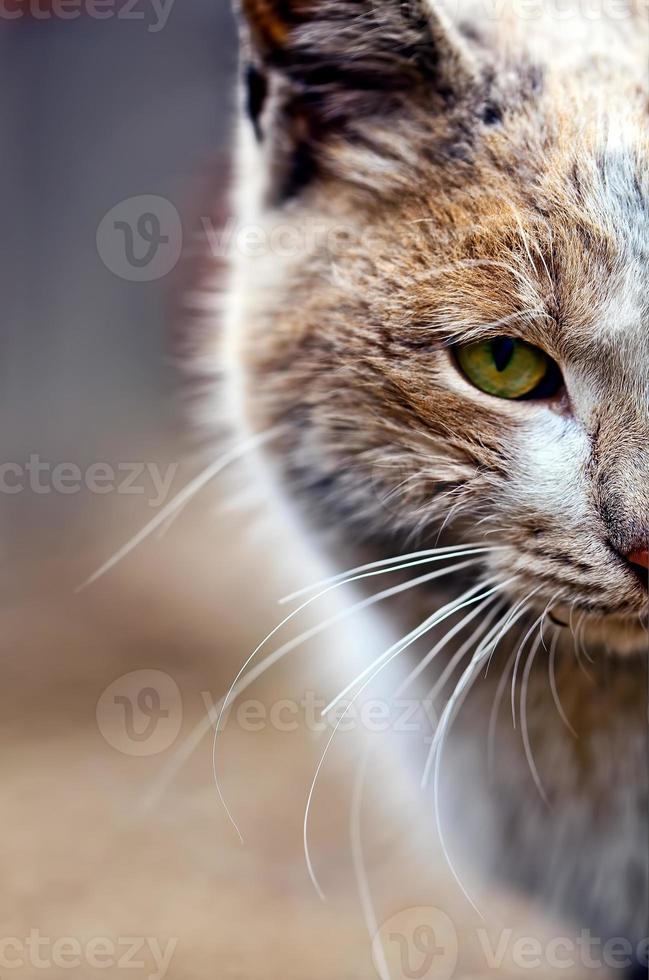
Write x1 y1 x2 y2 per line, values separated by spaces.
550 604 648 657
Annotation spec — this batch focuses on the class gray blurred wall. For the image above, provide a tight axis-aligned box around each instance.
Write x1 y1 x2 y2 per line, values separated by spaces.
1 3 237 467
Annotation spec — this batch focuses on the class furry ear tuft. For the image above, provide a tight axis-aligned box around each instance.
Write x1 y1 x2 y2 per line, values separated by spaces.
240 0 292 55
237 0 475 105
236 0 478 200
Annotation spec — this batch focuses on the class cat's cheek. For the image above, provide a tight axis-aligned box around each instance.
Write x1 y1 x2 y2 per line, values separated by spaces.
512 413 590 518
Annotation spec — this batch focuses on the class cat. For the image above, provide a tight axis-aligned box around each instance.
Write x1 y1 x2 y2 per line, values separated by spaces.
214 0 649 973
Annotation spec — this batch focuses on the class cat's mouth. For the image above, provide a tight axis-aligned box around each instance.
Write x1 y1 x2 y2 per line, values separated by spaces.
620 554 649 594
540 567 648 656
486 542 648 656
546 603 648 656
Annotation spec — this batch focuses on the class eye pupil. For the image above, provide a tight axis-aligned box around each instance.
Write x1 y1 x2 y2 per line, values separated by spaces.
454 336 563 401
491 337 515 372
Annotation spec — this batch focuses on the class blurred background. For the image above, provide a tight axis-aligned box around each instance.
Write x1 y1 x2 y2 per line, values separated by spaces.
0 6 621 979
1 7 425 978
2 0 235 460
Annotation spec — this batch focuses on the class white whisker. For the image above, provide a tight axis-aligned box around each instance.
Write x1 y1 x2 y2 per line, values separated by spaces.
434 498 470 544
305 580 512 899
511 592 560 727
394 594 501 699
548 630 578 738
487 645 517 774
520 630 549 805
76 430 279 591
510 613 545 729
481 586 542 674
422 584 540 916
421 582 527 789
143 560 452 813
484 592 543 770
280 544 500 604
350 747 391 980
576 612 595 664
425 650 493 916
213 556 483 841
569 605 595 681
322 577 500 717
425 600 506 705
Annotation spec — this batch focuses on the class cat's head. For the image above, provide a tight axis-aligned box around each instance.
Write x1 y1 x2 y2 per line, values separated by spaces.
224 0 649 653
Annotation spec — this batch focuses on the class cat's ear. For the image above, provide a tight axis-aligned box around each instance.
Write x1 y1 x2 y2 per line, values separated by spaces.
238 0 474 91
236 0 478 191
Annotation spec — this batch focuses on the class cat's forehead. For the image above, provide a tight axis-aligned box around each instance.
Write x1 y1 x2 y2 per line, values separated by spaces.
547 139 649 368
420 128 649 372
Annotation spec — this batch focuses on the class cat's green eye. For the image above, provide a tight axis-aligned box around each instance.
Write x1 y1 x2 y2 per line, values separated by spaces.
455 337 561 400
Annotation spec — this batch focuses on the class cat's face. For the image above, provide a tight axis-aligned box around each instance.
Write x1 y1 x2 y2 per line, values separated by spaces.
227 0 649 653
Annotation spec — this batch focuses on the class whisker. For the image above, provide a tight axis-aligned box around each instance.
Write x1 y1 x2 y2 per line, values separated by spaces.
213 556 484 841
510 205 554 294
520 629 549 806
424 643 500 917
280 544 500 604
445 303 550 338
423 585 550 916
576 612 595 664
548 631 578 738
350 747 391 980
434 497 470 544
511 592 560 728
394 594 501 699
76 429 280 591
143 558 461 814
305 580 513 899
539 599 554 652
425 600 507 705
510 612 545 729
422 584 529 790
483 586 543 675
322 577 502 717
569 605 595 681
430 665 486 917
487 645 517 775
484 591 544 771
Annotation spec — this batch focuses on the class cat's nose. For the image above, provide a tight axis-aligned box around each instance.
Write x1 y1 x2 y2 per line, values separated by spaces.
620 544 649 593
626 547 649 571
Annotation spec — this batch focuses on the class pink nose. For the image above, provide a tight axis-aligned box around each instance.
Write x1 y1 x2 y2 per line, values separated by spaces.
627 548 649 571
